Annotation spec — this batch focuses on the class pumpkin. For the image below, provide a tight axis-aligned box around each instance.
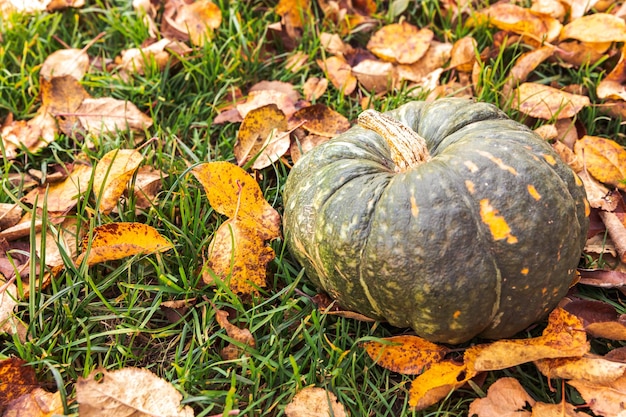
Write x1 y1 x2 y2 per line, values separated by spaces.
283 98 589 344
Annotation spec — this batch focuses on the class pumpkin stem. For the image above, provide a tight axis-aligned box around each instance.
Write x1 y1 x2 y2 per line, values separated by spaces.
358 109 430 171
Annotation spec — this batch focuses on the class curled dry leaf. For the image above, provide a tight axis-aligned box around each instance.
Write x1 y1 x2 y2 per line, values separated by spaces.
0 282 25 339
597 44 626 101
285 387 347 417
22 163 93 212
555 41 611 68
290 104 350 137
408 360 472 410
367 22 433 64
234 104 289 168
75 97 153 136
560 13 626 43
40 47 89 81
468 377 534 417
317 56 357 95
363 335 449 375
352 59 396 93
0 108 57 160
512 82 590 119
76 367 194 417
449 36 477 73
574 135 626 191
75 222 173 266
396 41 452 84
215 308 256 360
93 149 143 214
236 89 298 119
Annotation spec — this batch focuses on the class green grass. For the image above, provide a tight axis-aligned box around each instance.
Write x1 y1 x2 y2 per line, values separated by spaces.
1 0 625 416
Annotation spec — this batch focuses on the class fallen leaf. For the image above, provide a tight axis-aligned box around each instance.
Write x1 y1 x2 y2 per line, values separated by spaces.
3 388 64 417
192 162 281 294
76 367 194 417
536 355 626 383
367 22 433 64
74 97 153 136
531 0 566 20
0 281 26 339
116 38 190 79
505 46 555 95
0 203 22 231
22 163 93 212
465 308 589 372
512 82 590 119
396 41 452 83
275 0 310 39
449 36 477 73
162 0 222 46
234 104 289 168
568 372 626 417
93 149 143 214
597 44 626 101
319 32 352 56
560 13 626 43
289 134 330 163
574 135 626 191
160 298 196 323
555 41 612 68
563 0 601 19
468 377 534 417
285 387 347 417
0 358 39 414
577 268 626 288
563 298 626 339
215 308 255 359
530 401 579 417
302 77 328 101
40 47 89 81
317 56 357 95
285 51 309 73
352 59 396 93
474 3 561 43
132 166 166 210
0 108 57 160
363 335 449 375
236 89 298 119
75 222 173 266
290 104 350 137
408 360 473 410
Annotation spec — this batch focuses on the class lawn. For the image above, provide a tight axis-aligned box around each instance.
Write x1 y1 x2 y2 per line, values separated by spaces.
1 0 625 416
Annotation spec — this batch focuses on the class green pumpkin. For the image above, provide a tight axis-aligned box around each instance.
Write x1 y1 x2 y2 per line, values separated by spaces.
283 98 589 344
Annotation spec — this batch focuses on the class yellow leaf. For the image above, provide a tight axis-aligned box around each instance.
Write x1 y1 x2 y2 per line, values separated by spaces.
560 13 626 43
363 335 449 375
568 372 626 417
574 135 626 191
535 356 626 384
191 161 281 239
93 149 143 214
203 219 275 294
474 3 561 43
408 361 473 410
465 308 589 372
234 104 289 168
75 222 173 266
22 163 93 212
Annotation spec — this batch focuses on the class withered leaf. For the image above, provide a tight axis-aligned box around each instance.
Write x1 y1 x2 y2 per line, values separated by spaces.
367 22 433 64
468 377 534 417
22 163 93 212
0 282 25 339
75 222 173 266
162 0 222 46
408 360 473 410
536 355 626 383
512 82 590 119
363 335 449 375
0 108 57 160
352 59 396 93
234 104 289 168
215 308 255 359
40 48 89 81
290 104 350 137
275 0 310 39
474 3 561 43
3 388 64 417
236 89 298 119
574 135 626 191
74 97 153 136
76 367 194 417
302 77 328 101
555 41 611 68
449 36 477 73
396 41 452 83
597 44 626 101
285 387 347 417
0 203 22 231
132 166 166 210
317 56 357 95
560 13 626 43
289 134 330 163
93 149 143 214
0 358 39 414
568 373 626 417
117 38 190 79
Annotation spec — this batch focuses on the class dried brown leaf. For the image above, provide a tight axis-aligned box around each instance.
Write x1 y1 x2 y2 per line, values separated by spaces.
555 41 611 68
449 36 477 72
285 387 347 417
597 44 626 101
40 48 89 81
290 104 350 137
367 22 433 64
302 77 328 101
512 82 590 119
236 89 297 118
317 56 357 95
76 367 194 417
574 135 626 191
363 335 449 375
215 309 255 359
474 3 562 43
0 358 39 414
560 13 626 43
396 41 452 83
352 59 396 93
162 0 221 46
468 377 534 417
3 388 64 417
568 372 626 417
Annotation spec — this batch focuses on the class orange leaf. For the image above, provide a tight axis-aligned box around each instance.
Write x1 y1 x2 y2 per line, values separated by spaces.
464 308 589 372
0 358 39 414
93 149 143 214
568 373 626 417
367 22 433 64
3 388 64 417
317 56 357 95
363 335 449 375
234 104 289 168
290 104 350 138
22 163 93 212
474 3 561 43
191 161 281 239
75 222 173 266
408 361 473 410
574 135 626 191
560 13 626 43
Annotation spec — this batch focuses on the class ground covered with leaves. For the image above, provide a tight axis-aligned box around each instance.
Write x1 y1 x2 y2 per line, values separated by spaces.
1 0 626 416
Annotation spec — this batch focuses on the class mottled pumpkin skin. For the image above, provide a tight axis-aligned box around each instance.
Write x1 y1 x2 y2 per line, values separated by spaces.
283 98 589 344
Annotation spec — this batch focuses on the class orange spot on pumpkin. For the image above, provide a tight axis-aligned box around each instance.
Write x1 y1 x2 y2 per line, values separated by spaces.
410 196 419 218
465 180 475 194
583 198 590 217
479 199 518 244
574 173 583 187
527 185 541 201
453 310 461 319
521 267 529 275
542 287 548 295
543 154 557 165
